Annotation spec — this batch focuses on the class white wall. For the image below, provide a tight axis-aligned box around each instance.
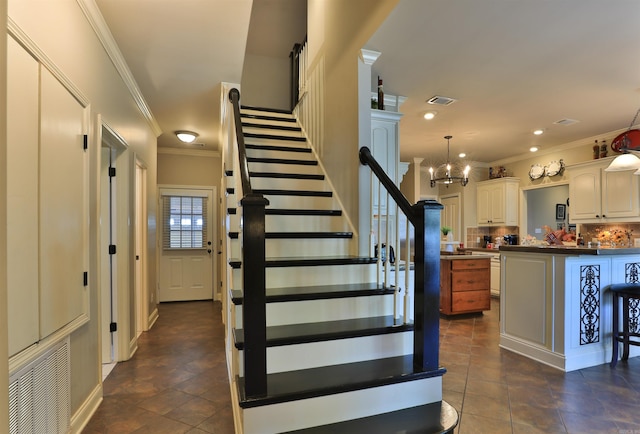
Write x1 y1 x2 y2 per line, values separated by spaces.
8 0 158 424
0 0 9 429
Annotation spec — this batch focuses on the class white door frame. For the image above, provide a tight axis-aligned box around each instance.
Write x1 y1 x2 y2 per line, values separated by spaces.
440 193 462 242
158 184 217 302
135 158 149 336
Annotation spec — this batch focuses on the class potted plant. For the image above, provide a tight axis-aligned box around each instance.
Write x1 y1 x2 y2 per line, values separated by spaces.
441 226 453 241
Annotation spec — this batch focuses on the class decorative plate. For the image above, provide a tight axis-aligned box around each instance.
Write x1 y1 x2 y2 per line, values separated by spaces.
529 164 544 180
545 160 565 177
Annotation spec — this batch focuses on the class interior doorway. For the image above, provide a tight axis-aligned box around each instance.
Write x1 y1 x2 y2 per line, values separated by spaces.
135 159 148 337
440 194 462 242
99 122 129 375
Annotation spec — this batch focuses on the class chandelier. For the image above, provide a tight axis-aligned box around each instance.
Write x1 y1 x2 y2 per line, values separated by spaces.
428 135 471 187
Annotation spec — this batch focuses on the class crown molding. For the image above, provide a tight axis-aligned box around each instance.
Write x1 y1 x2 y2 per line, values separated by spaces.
360 49 381 66
157 147 221 158
77 0 162 137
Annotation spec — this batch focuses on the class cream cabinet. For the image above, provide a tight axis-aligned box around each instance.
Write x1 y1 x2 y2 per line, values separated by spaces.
568 158 640 222
371 109 403 214
476 178 519 226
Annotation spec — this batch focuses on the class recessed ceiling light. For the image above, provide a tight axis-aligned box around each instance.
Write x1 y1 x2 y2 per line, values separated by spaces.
423 111 437 120
530 146 539 152
175 130 199 143
533 129 544 135
458 153 466 158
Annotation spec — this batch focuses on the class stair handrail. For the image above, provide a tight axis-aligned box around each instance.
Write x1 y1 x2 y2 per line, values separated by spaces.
229 88 253 195
359 147 415 225
360 146 442 373
228 88 268 398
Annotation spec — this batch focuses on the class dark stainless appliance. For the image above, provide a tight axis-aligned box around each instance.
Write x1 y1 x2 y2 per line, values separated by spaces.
482 235 492 248
503 234 519 245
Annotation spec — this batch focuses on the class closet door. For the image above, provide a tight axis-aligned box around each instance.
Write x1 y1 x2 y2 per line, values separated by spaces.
39 68 88 339
7 37 40 356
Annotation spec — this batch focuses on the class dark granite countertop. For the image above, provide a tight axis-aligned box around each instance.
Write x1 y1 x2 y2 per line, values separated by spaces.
498 245 640 255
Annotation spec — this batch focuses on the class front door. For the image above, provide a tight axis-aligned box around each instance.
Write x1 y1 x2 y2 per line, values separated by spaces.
158 187 215 301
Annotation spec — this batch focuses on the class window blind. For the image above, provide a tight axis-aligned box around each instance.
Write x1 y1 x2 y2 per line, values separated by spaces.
162 195 208 249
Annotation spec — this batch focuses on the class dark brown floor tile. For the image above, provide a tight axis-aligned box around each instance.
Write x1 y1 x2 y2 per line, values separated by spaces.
458 413 513 434
131 415 193 433
465 378 508 400
137 389 195 415
463 391 511 421
560 409 618 434
509 403 565 431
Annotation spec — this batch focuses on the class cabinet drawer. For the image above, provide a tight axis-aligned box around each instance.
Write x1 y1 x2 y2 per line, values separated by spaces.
452 290 490 313
451 269 490 291
451 259 489 270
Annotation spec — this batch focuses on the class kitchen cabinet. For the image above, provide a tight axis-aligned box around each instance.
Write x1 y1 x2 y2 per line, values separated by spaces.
440 257 491 315
568 158 640 223
371 109 403 214
476 178 519 226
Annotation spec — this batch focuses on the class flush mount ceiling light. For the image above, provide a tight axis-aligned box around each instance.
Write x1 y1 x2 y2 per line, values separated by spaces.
175 130 199 143
606 107 640 172
533 129 544 136
428 135 471 188
423 111 437 120
530 147 539 152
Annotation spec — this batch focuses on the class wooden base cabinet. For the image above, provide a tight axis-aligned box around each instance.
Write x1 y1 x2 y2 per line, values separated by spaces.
440 258 491 315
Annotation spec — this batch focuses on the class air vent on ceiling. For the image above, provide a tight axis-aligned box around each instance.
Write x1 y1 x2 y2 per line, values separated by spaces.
553 118 580 126
427 95 457 106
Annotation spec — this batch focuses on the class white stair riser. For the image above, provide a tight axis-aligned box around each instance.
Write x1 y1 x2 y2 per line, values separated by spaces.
240 109 294 120
236 332 413 375
243 126 305 139
251 177 325 191
265 215 348 232
241 118 297 129
248 162 320 175
233 293 394 327
243 138 308 150
230 238 352 258
240 376 443 434
233 263 377 290
261 194 334 210
246 148 313 160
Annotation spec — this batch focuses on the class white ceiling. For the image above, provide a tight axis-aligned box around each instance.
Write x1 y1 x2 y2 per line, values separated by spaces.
95 0 640 164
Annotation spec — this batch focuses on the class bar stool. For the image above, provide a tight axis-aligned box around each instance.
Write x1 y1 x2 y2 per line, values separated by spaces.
609 283 640 367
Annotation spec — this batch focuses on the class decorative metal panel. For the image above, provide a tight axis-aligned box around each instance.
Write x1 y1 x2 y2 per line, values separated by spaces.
580 265 600 345
625 262 640 334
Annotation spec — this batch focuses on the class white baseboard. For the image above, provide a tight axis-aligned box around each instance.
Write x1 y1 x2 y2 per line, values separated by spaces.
70 382 103 434
148 306 159 329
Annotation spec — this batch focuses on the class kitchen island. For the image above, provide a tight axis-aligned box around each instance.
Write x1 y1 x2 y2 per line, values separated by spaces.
499 245 640 371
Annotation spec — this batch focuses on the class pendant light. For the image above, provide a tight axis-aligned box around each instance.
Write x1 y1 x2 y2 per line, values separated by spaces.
605 107 640 172
428 135 471 187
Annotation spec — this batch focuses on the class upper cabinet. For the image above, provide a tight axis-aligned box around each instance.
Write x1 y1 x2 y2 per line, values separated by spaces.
568 158 640 222
371 109 403 214
476 178 519 226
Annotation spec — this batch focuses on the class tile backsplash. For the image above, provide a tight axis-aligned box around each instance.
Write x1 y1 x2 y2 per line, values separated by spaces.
466 226 519 248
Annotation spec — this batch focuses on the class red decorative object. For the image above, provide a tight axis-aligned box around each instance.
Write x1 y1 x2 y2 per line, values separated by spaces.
611 129 640 153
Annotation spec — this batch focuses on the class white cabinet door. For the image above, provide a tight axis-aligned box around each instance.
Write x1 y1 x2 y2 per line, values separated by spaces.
602 169 639 219
476 185 492 225
569 165 602 220
489 184 506 223
39 68 89 338
476 178 519 226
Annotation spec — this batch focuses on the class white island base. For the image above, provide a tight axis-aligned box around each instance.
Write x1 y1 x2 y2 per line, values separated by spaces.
499 247 640 372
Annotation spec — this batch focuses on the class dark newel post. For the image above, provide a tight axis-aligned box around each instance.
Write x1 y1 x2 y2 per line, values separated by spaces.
241 193 269 398
412 199 443 372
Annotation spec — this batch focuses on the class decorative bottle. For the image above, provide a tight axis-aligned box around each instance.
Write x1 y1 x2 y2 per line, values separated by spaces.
593 140 600 159
377 76 384 111
600 140 608 158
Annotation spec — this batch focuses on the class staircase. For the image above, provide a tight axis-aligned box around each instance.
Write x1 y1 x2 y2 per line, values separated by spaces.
224 95 457 433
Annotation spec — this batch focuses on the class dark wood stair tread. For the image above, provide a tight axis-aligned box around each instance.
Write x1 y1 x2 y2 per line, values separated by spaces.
241 105 292 115
229 256 376 269
246 143 311 153
230 282 395 304
228 231 352 239
247 156 318 166
283 401 458 434
242 122 301 132
240 113 297 123
233 315 411 349
244 132 306 142
254 189 332 197
238 355 446 408
249 171 324 180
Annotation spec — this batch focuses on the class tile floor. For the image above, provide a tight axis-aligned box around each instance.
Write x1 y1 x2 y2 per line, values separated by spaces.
84 298 640 433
